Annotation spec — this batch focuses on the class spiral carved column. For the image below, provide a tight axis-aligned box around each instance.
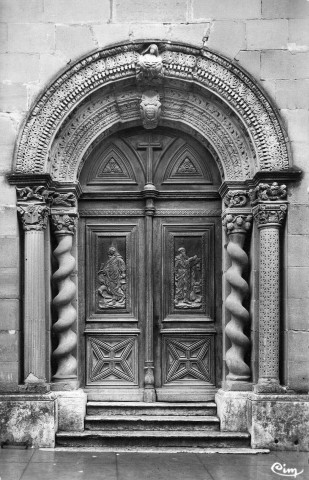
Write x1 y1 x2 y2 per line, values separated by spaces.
223 212 253 388
17 201 48 383
251 182 288 393
51 213 79 388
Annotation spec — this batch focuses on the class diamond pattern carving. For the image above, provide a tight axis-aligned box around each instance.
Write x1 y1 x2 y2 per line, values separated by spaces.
88 336 137 384
164 337 212 384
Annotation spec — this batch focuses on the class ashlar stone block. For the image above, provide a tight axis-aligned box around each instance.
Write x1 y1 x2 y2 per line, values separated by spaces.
0 23 8 54
249 394 309 451
246 19 288 50
43 0 110 24
55 25 96 62
288 267 309 298
261 51 309 79
55 389 87 431
0 362 19 383
206 21 246 59
0 84 28 112
289 19 309 46
287 235 309 266
280 109 309 143
193 0 261 20
92 24 131 48
114 0 187 23
287 205 309 235
215 389 250 432
39 53 68 86
8 24 55 54
0 0 44 23
235 50 261 79
276 79 309 109
0 53 40 84
0 299 20 330
262 0 309 19
0 394 57 448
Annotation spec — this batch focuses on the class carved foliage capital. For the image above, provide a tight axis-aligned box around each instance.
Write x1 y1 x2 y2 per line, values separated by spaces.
253 204 287 228
222 213 253 234
51 213 78 235
17 204 48 231
249 182 287 205
224 190 249 208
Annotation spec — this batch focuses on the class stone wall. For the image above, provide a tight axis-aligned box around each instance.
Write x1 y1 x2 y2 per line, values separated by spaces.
0 0 308 390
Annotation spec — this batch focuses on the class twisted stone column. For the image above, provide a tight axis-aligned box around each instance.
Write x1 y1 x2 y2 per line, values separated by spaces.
251 182 288 393
223 211 252 388
17 202 48 382
51 213 78 388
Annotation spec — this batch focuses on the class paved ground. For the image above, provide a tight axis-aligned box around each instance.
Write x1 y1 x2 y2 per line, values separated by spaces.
0 448 308 480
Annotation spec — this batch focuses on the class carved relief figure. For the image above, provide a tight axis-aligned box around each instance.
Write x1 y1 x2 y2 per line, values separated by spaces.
98 247 126 309
174 247 202 309
136 44 164 82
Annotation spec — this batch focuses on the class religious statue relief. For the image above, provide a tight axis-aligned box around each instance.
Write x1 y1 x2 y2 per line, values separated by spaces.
174 247 202 309
98 247 126 309
136 44 164 83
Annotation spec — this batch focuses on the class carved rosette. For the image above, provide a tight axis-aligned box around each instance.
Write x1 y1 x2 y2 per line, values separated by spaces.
17 204 48 231
251 182 288 393
51 213 78 384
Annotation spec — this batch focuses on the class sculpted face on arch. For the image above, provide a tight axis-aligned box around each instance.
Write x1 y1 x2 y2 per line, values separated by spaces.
13 41 290 184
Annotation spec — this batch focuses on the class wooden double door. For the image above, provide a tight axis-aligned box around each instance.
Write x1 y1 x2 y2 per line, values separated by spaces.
78 128 222 402
80 204 221 402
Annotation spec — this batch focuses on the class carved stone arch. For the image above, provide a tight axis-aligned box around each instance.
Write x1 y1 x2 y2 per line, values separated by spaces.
13 41 290 181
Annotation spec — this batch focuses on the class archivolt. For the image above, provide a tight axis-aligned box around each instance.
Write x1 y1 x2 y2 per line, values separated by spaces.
15 42 289 181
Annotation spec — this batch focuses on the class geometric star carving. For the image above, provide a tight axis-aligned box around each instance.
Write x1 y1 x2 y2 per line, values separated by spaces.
89 336 135 383
165 338 211 383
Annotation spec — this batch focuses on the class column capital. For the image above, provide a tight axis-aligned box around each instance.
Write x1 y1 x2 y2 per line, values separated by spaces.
222 213 253 235
249 181 287 206
252 203 287 228
51 213 78 235
17 203 48 231
223 189 250 209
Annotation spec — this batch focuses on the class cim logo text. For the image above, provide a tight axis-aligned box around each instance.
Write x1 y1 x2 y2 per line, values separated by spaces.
271 462 304 478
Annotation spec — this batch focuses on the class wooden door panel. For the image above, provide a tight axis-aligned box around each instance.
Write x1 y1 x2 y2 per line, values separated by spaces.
157 220 215 322
86 333 139 386
86 222 140 322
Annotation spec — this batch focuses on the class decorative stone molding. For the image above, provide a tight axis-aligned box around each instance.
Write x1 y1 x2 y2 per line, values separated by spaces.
48 192 77 208
14 42 289 180
249 182 287 205
51 212 78 387
17 204 48 231
136 44 164 83
140 90 161 129
49 87 254 181
16 185 49 202
224 190 249 208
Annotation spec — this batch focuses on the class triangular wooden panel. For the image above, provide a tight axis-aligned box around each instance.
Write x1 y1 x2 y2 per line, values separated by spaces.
163 144 212 184
90 143 137 184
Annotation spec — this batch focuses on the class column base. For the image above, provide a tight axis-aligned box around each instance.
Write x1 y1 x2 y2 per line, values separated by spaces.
222 381 253 392
143 388 156 403
248 393 309 451
50 380 80 391
253 379 285 394
53 389 87 431
215 389 251 432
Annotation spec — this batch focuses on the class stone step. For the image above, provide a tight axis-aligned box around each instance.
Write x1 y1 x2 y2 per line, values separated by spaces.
86 401 217 416
85 415 220 431
56 430 251 448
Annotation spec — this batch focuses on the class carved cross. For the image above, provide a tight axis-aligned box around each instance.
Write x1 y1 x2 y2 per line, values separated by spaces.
137 135 162 184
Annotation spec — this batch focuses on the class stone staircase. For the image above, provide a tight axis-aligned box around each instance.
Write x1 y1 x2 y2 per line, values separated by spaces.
56 401 251 448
